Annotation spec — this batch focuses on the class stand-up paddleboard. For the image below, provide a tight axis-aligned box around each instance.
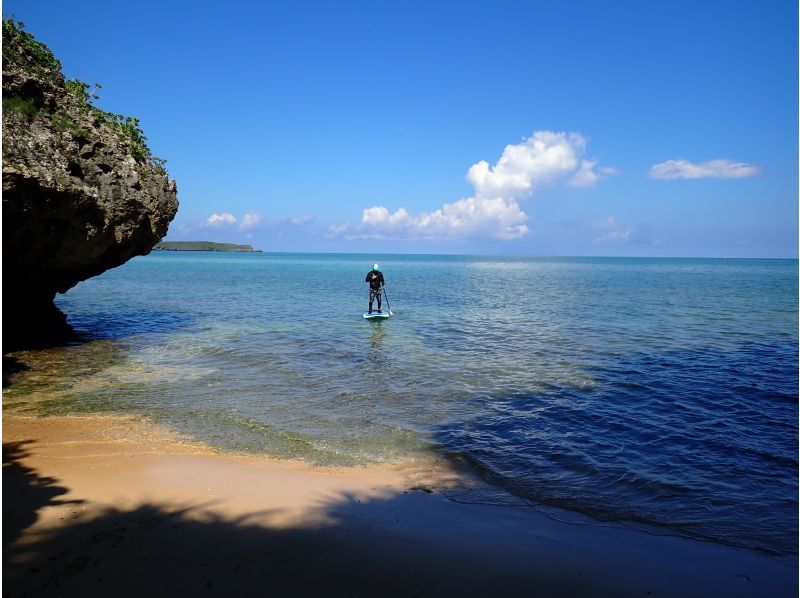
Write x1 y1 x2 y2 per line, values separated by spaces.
363 311 391 320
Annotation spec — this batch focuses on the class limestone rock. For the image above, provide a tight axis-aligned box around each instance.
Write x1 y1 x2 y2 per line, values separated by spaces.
2 21 179 349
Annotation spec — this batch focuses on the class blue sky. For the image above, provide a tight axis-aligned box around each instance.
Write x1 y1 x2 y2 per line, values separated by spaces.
6 0 798 257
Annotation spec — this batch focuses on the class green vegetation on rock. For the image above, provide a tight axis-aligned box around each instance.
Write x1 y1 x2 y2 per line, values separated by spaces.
2 17 62 83
2 95 39 117
153 241 263 252
3 18 165 170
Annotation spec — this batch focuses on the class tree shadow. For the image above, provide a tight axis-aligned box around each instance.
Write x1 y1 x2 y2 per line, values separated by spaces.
3 491 557 597
3 445 796 598
2 441 84 549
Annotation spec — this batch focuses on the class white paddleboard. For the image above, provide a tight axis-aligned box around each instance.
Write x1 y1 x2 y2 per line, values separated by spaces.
363 311 391 320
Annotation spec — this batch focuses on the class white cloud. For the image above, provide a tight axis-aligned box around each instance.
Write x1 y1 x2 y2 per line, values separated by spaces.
568 160 597 188
569 162 619 187
333 130 611 242
595 222 662 245
287 214 314 227
325 223 349 238
200 212 313 234
467 131 607 198
205 213 237 227
648 159 760 180
239 212 263 231
348 197 529 241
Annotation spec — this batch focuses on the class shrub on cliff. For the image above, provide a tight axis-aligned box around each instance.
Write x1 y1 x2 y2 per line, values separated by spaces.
2 18 166 172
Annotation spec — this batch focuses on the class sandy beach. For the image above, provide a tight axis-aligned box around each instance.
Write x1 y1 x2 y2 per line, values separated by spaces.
3 413 796 597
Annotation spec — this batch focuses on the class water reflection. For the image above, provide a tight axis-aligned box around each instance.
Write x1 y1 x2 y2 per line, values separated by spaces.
366 320 388 366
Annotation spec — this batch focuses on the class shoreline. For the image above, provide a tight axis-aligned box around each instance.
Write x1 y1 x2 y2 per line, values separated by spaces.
4 413 796 597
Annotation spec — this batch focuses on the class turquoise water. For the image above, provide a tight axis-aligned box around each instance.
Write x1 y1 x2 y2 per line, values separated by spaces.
5 253 798 556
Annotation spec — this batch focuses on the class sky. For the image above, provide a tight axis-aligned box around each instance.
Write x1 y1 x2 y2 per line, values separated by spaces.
5 0 798 257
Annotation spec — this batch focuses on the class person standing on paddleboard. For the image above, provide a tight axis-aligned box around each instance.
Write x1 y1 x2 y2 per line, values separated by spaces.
365 264 386 313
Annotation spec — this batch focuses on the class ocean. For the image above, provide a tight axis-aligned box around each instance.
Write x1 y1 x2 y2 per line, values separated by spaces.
4 252 797 557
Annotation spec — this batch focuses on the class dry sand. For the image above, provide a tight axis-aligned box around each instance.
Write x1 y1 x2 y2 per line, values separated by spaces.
3 414 796 597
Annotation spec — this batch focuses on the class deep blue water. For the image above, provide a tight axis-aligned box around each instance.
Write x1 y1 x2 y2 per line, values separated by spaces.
5 253 798 556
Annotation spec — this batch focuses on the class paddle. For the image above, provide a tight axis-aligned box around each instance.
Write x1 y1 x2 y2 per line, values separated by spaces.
382 287 394 315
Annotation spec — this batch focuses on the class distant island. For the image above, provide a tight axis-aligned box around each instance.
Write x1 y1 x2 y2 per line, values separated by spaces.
152 241 263 252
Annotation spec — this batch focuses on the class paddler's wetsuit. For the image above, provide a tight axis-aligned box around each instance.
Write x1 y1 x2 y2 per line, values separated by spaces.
365 270 385 313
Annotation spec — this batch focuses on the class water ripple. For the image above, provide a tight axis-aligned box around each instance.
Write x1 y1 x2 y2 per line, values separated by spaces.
6 254 797 556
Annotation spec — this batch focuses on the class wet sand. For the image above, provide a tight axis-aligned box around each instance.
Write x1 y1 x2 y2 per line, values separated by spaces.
3 414 796 597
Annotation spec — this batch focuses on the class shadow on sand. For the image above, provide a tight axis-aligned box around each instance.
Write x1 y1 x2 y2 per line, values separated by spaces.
2 441 85 549
4 441 797 598
1 440 541 597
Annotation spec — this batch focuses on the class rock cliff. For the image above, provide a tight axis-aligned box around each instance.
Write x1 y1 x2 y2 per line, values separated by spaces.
2 20 178 350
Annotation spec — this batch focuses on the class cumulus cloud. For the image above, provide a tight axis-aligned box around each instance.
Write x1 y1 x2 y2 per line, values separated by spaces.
239 212 263 231
467 131 609 198
349 197 529 241
334 131 611 242
200 211 315 237
205 213 237 227
568 160 614 187
648 159 760 180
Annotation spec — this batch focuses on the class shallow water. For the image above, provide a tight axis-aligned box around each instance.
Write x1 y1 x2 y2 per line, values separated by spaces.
5 253 797 556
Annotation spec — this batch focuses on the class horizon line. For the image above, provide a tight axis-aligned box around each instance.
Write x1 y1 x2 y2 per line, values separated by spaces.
151 247 799 261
